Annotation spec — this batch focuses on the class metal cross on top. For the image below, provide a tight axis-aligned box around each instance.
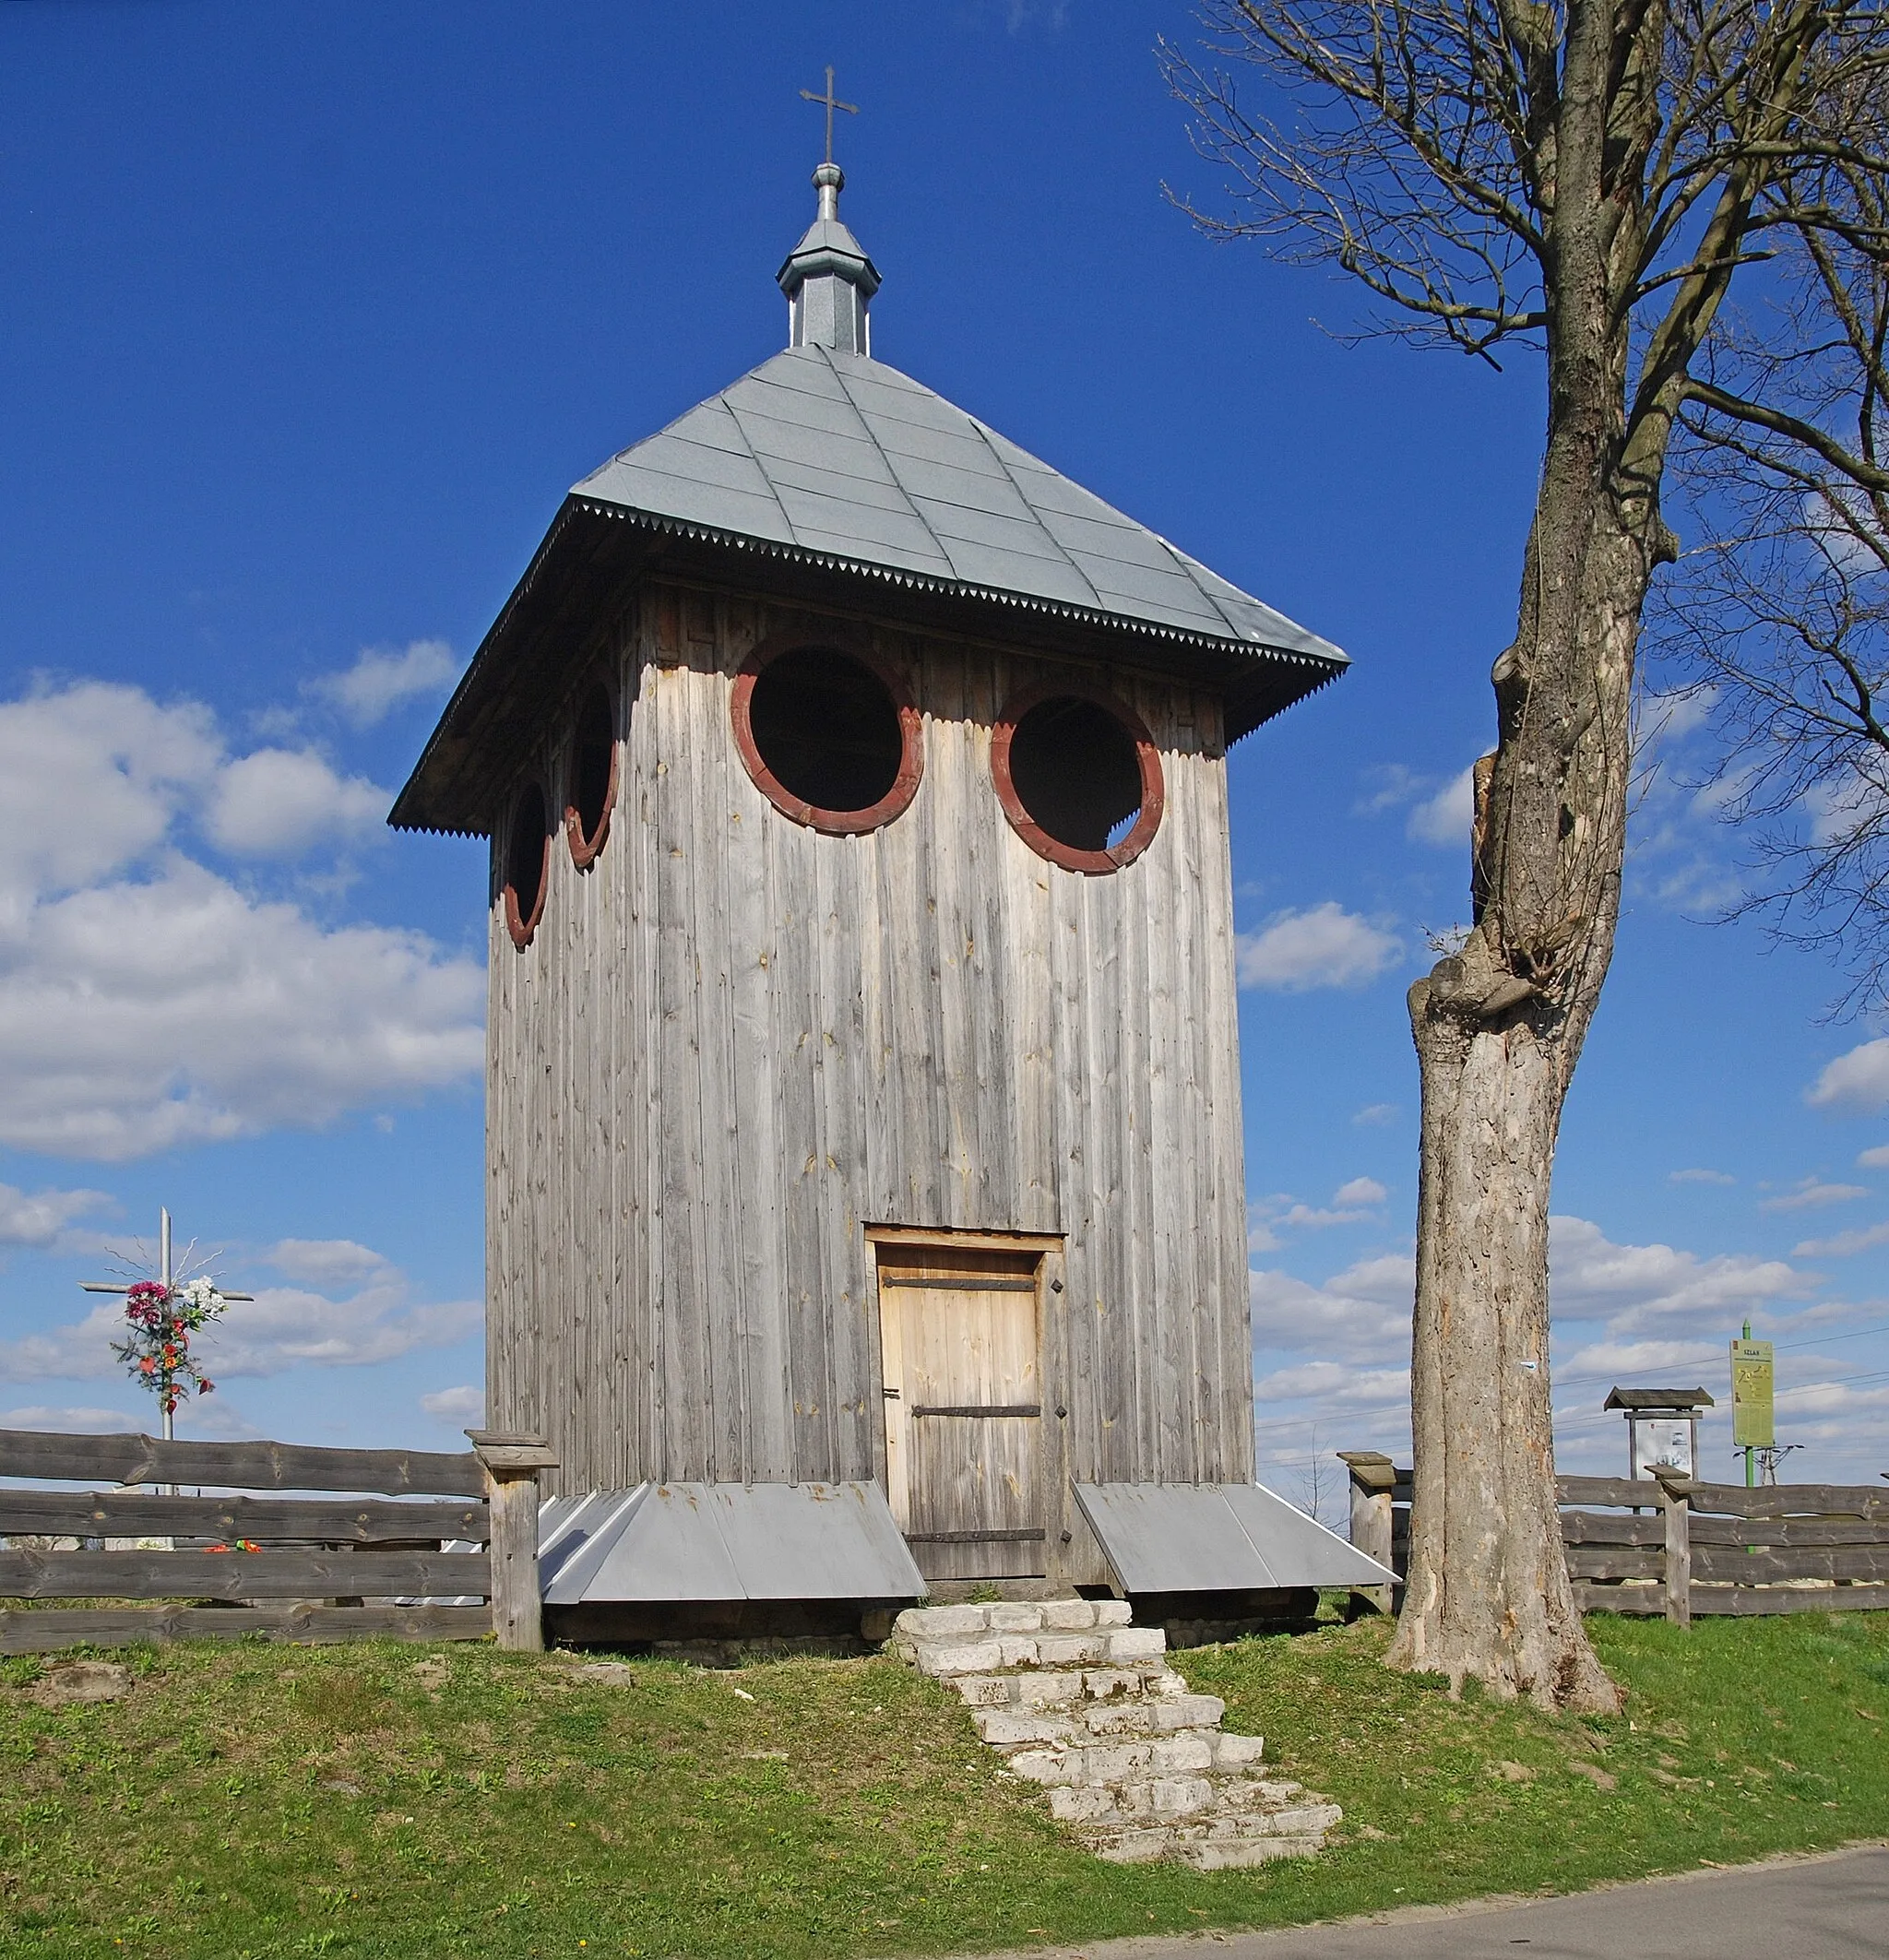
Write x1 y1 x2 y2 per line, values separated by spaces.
800 65 858 166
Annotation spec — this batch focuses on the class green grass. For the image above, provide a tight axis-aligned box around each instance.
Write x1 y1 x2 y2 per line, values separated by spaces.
1 1610 1885 1958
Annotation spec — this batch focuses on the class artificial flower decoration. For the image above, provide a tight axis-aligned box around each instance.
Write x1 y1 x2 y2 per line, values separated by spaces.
111 1275 229 1417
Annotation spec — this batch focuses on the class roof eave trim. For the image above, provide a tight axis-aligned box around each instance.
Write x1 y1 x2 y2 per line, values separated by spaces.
568 495 1350 675
386 503 586 833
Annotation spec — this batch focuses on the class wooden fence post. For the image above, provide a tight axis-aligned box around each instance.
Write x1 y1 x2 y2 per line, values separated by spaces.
1338 1451 1397 1614
468 1431 557 1652
1655 1468 1691 1630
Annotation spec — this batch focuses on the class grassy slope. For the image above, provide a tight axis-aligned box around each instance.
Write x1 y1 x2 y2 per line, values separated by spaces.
0 1611 1884 1958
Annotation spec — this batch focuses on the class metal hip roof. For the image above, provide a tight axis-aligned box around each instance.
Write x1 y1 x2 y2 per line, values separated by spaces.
574 344 1344 668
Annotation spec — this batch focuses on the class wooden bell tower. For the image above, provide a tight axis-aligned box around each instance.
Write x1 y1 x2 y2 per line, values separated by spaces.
392 151 1346 1597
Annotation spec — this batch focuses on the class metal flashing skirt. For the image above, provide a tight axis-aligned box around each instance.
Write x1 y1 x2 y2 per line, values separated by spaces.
1074 1481 1398 1595
538 1480 926 1605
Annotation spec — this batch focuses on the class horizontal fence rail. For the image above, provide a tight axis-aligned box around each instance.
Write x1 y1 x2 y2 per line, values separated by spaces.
0 1426 554 1656
1342 1452 1889 1626
0 1428 487 1497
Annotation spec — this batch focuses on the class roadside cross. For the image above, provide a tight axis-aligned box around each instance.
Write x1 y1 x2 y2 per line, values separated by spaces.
81 1206 251 1442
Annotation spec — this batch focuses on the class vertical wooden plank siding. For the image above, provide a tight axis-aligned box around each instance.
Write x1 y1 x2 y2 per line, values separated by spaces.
485 582 1254 1500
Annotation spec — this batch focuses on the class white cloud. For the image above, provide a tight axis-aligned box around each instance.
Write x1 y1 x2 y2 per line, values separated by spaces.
0 1255 479 1384
422 1384 485 1423
1790 1221 1889 1257
204 749 386 858
0 682 220 921
0 858 484 1158
1251 1253 1414 1368
307 640 458 728
1253 1360 1410 1407
1554 1336 1727 1380
1547 1215 1807 1336
1251 1178 1388 1241
1407 765 1476 848
1236 903 1399 992
1637 688 1717 747
1352 763 1427 816
0 1403 138 1433
1669 1167 1735 1186
0 680 484 1161
1858 1144 1889 1169
0 1182 111 1248
267 1239 393 1287
1352 1103 1400 1127
1332 1177 1386 1207
1809 1038 1889 1110
1762 1178 1868 1212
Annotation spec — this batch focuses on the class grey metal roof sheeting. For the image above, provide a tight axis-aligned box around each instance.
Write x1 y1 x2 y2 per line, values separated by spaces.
537 1480 926 1605
572 345 1345 668
1074 1481 1398 1595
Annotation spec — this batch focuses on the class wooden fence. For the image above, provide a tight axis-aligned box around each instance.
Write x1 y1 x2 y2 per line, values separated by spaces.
1340 1451 1889 1625
0 1426 554 1656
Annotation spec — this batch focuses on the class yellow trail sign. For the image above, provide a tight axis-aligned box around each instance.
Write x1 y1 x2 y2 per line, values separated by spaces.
1730 1338 1775 1448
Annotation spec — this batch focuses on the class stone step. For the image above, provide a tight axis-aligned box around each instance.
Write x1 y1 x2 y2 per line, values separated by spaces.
892 1599 1132 1642
980 1705 1224 1753
1049 1774 1308 1827
1077 1693 1225 1736
898 1625 1164 1677
886 1598 1338 1869
952 1663 1183 1710
1076 1802 1342 1867
1005 1730 1217 1786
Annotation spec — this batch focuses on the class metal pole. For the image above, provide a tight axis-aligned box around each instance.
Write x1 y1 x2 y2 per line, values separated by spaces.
1742 1316 1754 1488
160 1207 173 1445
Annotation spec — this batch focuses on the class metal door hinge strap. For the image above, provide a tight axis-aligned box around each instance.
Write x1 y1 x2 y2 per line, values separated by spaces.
881 1276 1039 1290
903 1527 1047 1544
909 1404 1042 1419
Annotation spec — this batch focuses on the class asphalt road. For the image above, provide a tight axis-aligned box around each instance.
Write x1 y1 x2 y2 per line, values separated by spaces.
965 1844 1889 1960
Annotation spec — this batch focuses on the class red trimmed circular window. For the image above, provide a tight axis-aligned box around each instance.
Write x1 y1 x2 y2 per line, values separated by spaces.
503 781 550 949
731 632 922 835
565 681 617 870
992 683 1164 874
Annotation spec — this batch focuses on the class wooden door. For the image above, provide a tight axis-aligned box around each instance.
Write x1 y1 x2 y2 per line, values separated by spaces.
878 1248 1045 1580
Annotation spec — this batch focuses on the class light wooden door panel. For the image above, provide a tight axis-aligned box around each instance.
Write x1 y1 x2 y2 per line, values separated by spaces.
878 1255 1045 1581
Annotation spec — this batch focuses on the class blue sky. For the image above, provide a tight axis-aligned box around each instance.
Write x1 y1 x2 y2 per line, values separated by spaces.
2 0 1885 1505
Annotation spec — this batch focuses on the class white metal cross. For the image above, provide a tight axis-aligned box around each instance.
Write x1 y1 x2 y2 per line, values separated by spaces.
81 1206 252 1442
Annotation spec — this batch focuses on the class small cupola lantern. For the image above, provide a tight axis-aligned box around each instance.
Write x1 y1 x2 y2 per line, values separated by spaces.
392 96 1349 1630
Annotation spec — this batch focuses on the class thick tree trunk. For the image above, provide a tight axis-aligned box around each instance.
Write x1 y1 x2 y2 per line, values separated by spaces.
1389 965 1619 1711
1386 496 1649 1714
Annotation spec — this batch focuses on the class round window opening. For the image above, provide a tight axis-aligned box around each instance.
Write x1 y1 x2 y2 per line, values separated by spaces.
504 782 549 949
566 682 615 867
737 642 920 831
998 691 1162 873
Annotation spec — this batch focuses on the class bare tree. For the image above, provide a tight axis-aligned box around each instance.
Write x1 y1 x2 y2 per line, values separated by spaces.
1297 1422 1333 1526
1166 1 1889 1710
1656 174 1889 1009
